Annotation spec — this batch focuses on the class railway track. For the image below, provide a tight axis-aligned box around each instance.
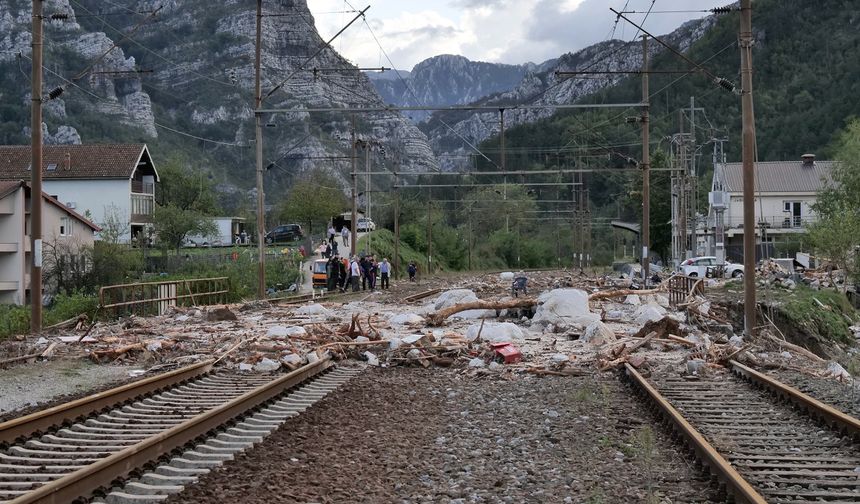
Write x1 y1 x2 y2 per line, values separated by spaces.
627 360 860 503
0 358 359 503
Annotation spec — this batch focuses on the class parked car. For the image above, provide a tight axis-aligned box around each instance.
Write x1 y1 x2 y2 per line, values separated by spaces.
265 224 303 244
678 256 744 278
355 217 376 232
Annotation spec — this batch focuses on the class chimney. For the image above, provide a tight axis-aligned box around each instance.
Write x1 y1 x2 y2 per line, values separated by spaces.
801 153 815 167
64 152 71 170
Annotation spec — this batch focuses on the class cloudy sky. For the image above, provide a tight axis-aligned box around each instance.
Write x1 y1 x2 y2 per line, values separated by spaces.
308 1 729 71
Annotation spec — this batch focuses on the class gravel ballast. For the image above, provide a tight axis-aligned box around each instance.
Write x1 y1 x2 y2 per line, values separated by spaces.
169 368 718 503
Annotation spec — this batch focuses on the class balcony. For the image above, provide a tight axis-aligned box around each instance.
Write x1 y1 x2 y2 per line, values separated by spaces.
725 215 817 232
0 281 18 291
131 180 155 195
130 193 154 223
0 243 18 253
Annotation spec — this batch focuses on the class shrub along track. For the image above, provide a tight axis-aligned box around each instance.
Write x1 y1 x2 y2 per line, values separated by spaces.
626 360 860 503
0 358 357 504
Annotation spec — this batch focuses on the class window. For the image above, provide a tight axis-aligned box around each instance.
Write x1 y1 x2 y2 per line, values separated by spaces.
46 163 57 171
60 217 73 237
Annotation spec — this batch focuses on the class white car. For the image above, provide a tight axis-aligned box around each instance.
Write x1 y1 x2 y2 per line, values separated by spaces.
355 218 376 232
678 256 744 278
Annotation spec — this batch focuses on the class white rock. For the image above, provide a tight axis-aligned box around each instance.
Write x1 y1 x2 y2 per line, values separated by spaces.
653 294 670 309
488 361 504 371
624 295 641 305
634 303 666 326
728 335 744 347
402 334 426 345
551 353 570 364
686 358 706 375
465 322 524 343
407 348 422 359
354 336 370 343
238 363 254 372
306 351 320 364
280 353 302 365
499 272 515 281
433 289 479 310
267 325 307 339
605 309 625 320
532 289 599 327
826 361 851 380
389 313 425 325
175 315 190 322
295 303 331 317
145 341 162 352
453 309 497 319
363 351 379 366
388 338 403 350
254 358 280 372
780 351 792 359
35 337 49 345
582 321 617 345
468 357 486 368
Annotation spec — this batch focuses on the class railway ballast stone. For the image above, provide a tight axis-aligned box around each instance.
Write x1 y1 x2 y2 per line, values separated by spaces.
532 289 598 328
624 294 641 305
266 325 306 339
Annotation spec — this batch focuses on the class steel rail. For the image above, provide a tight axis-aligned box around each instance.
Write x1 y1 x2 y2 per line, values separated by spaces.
9 357 333 504
0 359 214 446
624 363 767 504
729 359 860 437
402 288 444 303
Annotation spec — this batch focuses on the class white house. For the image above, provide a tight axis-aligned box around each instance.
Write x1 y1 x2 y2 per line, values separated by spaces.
711 154 834 261
0 144 159 243
0 180 100 305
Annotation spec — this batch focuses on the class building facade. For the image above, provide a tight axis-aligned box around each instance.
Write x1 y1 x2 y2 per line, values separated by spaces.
0 181 100 305
0 144 158 243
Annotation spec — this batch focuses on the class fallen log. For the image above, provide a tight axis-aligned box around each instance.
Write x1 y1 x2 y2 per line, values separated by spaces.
90 343 145 362
427 298 537 325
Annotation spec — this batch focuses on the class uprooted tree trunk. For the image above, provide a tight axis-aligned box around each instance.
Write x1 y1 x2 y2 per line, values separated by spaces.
427 298 538 325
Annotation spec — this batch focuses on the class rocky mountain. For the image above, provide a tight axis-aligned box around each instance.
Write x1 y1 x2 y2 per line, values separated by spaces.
367 55 540 122
414 16 719 170
0 0 438 209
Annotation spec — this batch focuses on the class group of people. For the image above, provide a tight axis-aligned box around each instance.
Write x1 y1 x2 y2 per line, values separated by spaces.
328 225 350 247
323 254 391 292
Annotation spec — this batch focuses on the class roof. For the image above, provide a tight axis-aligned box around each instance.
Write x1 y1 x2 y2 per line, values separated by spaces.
0 144 154 180
723 160 836 193
0 179 100 231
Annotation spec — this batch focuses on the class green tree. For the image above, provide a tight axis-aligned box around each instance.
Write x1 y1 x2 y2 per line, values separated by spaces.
152 155 220 253
809 119 860 287
275 169 348 236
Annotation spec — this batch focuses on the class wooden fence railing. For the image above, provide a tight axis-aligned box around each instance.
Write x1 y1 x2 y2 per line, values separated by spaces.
99 277 230 317
667 274 704 307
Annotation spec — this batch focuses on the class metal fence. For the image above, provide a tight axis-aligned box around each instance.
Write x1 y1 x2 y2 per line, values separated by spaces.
668 274 704 307
99 277 230 317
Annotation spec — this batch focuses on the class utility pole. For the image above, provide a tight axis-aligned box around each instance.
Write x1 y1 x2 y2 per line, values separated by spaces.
254 0 265 299
350 116 357 257
500 108 508 233
30 0 43 333
426 190 432 275
641 35 651 284
393 168 400 278
364 143 370 255
740 0 757 337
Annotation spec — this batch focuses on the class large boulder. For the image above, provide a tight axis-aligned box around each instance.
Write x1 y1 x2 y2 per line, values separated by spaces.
582 321 617 346
634 303 666 326
433 289 479 310
465 322 524 343
532 289 598 328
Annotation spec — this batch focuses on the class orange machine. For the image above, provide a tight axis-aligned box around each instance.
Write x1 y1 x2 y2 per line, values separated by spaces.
311 259 329 289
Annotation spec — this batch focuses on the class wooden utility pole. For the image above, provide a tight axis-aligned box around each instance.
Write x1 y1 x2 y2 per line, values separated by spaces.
254 0 265 298
500 108 508 233
740 0 757 337
350 116 357 257
426 192 432 274
364 144 370 255
30 0 44 333
393 169 400 278
641 35 651 284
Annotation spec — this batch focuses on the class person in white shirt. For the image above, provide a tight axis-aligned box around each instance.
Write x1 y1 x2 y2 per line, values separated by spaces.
328 225 336 244
349 256 361 291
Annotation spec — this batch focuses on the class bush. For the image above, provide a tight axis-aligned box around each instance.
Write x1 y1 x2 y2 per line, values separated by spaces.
0 305 29 340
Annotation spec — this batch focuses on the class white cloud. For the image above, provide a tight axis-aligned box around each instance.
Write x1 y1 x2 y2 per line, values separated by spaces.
309 0 726 69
